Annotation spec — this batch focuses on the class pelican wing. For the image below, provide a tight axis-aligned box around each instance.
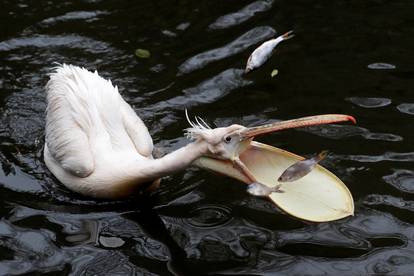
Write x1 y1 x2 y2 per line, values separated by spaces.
45 64 156 179
45 65 95 177
120 99 154 158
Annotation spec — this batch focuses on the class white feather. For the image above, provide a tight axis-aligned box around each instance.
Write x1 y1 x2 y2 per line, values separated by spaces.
44 64 156 197
184 109 212 141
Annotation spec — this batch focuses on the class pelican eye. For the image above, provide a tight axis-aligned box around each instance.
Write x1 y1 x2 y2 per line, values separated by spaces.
224 136 232 143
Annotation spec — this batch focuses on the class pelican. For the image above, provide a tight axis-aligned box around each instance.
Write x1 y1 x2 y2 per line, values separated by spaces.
44 64 355 221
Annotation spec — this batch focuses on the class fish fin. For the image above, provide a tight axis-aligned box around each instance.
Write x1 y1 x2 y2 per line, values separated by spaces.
317 150 329 161
272 184 284 193
245 55 253 74
281 30 295 41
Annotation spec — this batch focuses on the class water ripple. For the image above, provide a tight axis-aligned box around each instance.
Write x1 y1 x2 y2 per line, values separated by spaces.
185 205 232 228
383 170 414 193
164 217 273 261
208 0 274 30
364 194 414 211
0 88 45 147
0 165 44 194
178 26 276 75
144 68 251 120
183 209 413 274
277 223 369 250
346 97 392 108
397 103 414 115
363 132 403 142
39 10 109 26
342 152 414 163
305 124 402 142
1 1 414 275
368 62 396 70
180 68 252 105
0 220 66 275
0 35 112 53
4 206 170 274
74 250 153 275
244 247 414 275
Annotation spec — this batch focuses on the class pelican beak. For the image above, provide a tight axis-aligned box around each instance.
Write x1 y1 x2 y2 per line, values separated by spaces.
194 114 356 222
239 114 356 140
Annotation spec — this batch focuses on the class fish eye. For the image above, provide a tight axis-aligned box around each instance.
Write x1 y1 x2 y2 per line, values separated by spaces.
224 136 232 143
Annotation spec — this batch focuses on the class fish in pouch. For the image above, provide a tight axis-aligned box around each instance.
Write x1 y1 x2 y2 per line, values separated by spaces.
278 150 329 182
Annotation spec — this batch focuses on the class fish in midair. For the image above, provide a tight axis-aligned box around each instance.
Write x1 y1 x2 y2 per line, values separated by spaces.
245 30 295 74
278 150 329 182
247 182 283 197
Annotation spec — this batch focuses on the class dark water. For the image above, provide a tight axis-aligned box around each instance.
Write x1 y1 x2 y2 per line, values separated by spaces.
1 0 414 274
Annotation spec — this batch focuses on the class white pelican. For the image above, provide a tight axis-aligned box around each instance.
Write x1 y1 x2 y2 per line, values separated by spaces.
44 64 355 221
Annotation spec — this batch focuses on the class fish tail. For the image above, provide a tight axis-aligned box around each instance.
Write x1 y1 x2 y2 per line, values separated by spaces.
281 30 295 41
317 150 329 161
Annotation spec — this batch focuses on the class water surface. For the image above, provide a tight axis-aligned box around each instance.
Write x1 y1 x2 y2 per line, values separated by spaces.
1 0 414 275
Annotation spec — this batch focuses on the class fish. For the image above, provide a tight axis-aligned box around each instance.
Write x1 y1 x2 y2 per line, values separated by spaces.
245 30 294 73
247 182 283 197
278 150 329 182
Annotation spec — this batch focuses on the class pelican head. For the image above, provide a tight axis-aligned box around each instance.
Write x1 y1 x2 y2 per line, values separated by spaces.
186 111 356 184
184 115 248 161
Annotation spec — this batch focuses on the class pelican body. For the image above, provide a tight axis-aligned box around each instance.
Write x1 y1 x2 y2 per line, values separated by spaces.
44 64 355 221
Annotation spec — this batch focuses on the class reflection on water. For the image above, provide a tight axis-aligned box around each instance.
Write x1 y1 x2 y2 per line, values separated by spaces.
346 97 392 108
185 205 232 228
342 152 414 163
178 26 275 75
367 63 397 70
0 35 113 53
305 124 403 142
383 170 414 193
397 103 414 115
1 0 414 274
38 10 109 26
208 0 274 30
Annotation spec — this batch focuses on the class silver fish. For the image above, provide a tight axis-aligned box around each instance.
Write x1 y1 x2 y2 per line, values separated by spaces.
278 150 329 182
245 30 294 73
247 182 283 197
